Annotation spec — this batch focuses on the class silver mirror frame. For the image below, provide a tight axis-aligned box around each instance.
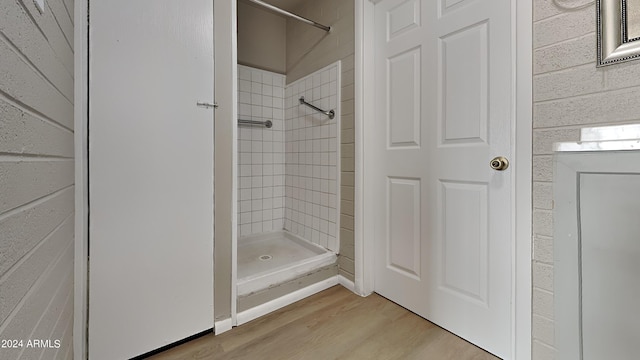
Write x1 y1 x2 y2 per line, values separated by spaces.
597 0 640 66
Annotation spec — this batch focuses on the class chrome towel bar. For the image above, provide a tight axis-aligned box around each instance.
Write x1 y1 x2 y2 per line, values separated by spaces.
238 119 272 128
299 97 335 119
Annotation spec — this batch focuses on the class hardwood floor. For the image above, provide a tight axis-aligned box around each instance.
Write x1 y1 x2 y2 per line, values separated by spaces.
148 285 500 360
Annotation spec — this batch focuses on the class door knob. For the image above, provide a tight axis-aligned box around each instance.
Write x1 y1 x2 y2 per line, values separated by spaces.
490 156 509 171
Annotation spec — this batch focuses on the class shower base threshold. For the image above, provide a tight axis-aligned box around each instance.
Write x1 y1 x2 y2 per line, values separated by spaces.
237 230 337 297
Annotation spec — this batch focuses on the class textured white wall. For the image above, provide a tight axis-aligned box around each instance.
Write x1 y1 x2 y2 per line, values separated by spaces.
0 0 75 359
532 1 640 358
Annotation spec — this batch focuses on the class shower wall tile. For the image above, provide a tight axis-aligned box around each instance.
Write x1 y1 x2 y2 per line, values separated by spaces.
237 65 286 237
284 62 341 252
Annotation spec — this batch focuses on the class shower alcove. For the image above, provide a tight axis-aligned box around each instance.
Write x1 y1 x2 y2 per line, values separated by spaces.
235 0 342 322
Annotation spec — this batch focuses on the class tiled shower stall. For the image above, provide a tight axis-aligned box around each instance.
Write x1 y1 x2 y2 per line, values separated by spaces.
237 62 341 252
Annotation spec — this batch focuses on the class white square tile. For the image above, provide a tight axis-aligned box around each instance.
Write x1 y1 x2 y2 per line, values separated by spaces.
251 188 263 199
320 233 329 248
328 223 336 236
240 165 251 176
239 104 251 116
251 141 262 152
240 212 252 225
251 82 262 93
240 200 252 213
241 224 252 236
251 70 262 83
239 91 251 104
262 73 273 85
251 105 263 117
240 140 251 152
240 176 252 189
240 189 251 201
322 69 330 85
327 236 337 251
251 91 263 105
329 208 337 222
264 108 275 121
239 66 251 80
239 80 251 93
251 176 262 188
263 95 273 108
273 218 283 230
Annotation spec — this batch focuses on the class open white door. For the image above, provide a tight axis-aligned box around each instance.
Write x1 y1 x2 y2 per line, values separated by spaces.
370 0 514 358
88 1 214 359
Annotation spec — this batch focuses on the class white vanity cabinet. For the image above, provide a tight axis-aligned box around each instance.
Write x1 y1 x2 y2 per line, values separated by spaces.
554 125 640 360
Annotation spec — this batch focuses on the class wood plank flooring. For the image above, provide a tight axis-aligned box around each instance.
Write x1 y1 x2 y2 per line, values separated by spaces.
148 285 500 360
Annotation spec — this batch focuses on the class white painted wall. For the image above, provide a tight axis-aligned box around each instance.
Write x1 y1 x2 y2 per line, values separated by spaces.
533 1 640 358
0 0 75 358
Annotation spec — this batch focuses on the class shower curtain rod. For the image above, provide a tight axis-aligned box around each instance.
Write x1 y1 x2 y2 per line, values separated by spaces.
245 0 331 32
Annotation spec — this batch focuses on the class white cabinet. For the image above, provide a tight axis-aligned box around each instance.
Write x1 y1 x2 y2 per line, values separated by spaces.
554 125 640 360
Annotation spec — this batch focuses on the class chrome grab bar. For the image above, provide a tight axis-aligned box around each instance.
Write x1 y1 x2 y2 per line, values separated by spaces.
299 97 335 119
238 119 273 128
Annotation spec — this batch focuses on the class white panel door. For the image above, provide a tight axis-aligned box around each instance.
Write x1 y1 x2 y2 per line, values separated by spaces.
371 0 513 357
89 1 214 359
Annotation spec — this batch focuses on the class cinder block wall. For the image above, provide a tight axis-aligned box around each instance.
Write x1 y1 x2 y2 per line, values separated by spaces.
0 0 75 358
532 1 640 358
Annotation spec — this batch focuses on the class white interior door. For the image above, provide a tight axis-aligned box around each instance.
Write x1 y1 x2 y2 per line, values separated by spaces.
88 1 214 359
371 0 513 358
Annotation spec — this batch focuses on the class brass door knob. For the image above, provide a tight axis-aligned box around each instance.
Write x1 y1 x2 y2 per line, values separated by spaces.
490 156 509 171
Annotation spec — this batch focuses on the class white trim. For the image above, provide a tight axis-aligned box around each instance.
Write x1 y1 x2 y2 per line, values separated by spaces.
354 0 376 297
236 276 339 326
513 0 533 358
214 318 233 335
213 0 238 327
73 0 89 359
338 275 356 294
357 0 533 358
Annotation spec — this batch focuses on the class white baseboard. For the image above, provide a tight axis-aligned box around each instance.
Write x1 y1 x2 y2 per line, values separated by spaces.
338 275 357 294
236 276 339 326
214 318 233 335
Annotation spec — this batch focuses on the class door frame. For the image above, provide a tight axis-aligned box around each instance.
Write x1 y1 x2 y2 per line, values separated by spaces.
73 1 237 358
354 0 532 359
73 0 88 358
